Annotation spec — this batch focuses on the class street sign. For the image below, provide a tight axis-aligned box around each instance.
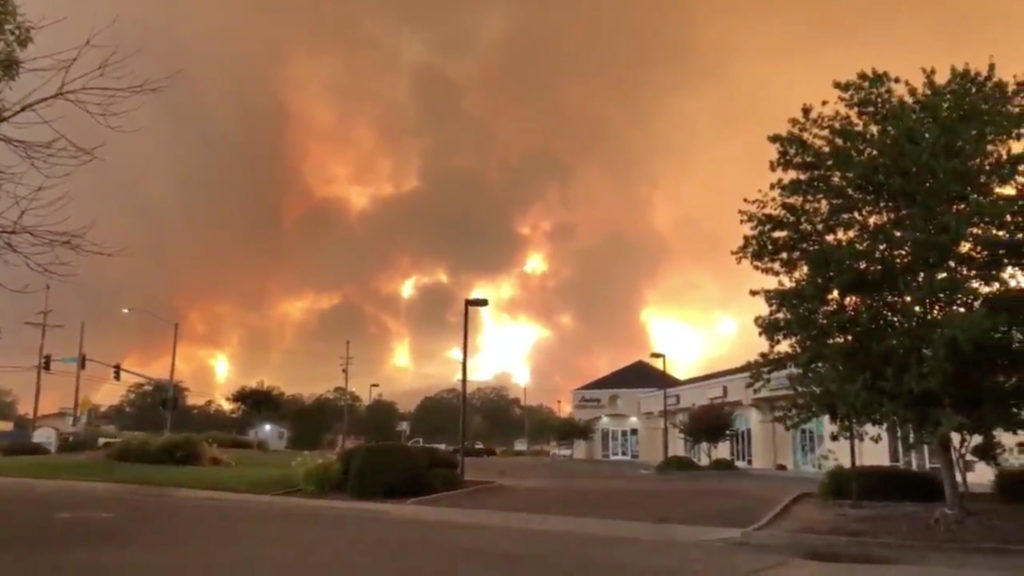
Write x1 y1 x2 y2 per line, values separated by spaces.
58 356 79 364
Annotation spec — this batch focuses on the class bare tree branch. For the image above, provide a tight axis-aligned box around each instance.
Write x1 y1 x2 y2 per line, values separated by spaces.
0 9 169 290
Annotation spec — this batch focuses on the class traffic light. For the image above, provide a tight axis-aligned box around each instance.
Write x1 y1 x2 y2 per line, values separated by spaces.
112 363 121 382
79 353 87 370
41 354 52 372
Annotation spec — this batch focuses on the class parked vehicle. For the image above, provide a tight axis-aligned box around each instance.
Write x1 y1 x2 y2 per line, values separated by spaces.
450 441 497 458
407 437 449 451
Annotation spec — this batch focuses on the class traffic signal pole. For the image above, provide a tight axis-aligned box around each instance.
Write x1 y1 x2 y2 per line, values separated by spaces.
24 285 63 431
72 321 85 426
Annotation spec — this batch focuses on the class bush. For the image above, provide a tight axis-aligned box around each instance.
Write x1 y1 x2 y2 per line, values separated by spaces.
297 455 342 494
994 468 1024 504
107 434 211 466
656 455 702 472
418 446 458 470
346 443 431 499
59 434 98 453
201 432 264 450
819 466 943 502
427 468 461 493
337 445 366 486
709 458 738 470
1 441 51 456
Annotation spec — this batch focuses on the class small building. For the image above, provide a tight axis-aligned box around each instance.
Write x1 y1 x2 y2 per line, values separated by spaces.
247 423 289 451
571 360 685 461
34 409 84 435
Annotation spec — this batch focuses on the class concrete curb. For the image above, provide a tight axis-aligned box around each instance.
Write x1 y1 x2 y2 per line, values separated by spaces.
404 480 499 504
742 528 1024 556
744 490 814 532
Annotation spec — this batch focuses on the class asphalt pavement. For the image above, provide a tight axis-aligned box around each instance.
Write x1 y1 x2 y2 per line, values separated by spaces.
1 477 1017 575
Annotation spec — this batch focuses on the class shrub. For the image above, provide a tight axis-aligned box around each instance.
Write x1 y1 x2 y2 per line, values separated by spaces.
656 455 702 472
298 455 343 494
1 441 51 456
427 468 461 493
337 445 366 486
107 436 159 463
346 443 430 499
819 466 943 502
994 468 1024 504
153 434 209 465
201 432 263 450
418 446 458 470
709 458 738 470
59 434 98 453
107 434 210 466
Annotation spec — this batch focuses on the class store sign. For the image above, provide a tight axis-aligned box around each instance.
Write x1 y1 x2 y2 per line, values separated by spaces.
574 395 605 409
666 394 680 407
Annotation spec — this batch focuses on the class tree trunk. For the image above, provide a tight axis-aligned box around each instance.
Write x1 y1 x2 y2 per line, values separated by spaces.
934 432 962 513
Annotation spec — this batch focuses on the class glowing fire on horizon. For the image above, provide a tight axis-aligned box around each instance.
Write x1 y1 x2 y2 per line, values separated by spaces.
210 353 231 384
522 252 548 276
640 307 740 378
392 338 412 369
400 271 449 300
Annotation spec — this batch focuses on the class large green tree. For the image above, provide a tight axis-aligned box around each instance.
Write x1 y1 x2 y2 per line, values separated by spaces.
102 382 189 433
736 63 1022 512
410 388 460 445
362 399 401 443
228 381 287 428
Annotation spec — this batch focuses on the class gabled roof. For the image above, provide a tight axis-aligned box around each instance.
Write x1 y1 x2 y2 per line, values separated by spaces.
575 360 686 391
671 364 750 387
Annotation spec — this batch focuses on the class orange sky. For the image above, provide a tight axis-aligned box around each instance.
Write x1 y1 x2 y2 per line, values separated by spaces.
2 0 1022 413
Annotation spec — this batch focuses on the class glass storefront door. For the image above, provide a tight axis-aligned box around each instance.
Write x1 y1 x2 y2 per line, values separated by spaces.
601 427 639 460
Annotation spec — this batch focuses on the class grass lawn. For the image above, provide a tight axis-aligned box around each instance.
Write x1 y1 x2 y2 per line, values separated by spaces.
0 449 306 494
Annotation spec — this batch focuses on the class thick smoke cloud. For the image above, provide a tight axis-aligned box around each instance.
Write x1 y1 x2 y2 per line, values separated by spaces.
2 0 1021 412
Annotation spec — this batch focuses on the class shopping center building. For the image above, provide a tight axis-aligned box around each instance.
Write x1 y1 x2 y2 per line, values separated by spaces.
572 359 1021 482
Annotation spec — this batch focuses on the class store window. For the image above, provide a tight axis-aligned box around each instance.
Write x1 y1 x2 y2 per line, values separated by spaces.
730 413 752 467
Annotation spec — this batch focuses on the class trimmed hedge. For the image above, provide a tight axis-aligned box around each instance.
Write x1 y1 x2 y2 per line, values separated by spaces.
709 458 738 470
1 441 51 456
347 443 431 499
656 455 702 472
994 468 1024 504
819 465 943 502
498 449 551 457
427 468 461 493
340 443 463 499
59 434 98 453
107 434 211 466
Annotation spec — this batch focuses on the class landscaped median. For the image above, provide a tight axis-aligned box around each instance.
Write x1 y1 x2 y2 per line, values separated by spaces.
0 435 477 500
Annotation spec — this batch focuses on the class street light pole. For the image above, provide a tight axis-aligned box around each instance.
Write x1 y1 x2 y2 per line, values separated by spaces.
368 383 379 404
460 297 488 480
122 307 178 436
166 321 179 435
522 384 529 451
650 352 668 462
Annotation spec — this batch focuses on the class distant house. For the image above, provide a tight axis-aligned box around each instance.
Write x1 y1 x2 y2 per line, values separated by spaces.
247 423 289 451
0 420 28 444
34 409 83 435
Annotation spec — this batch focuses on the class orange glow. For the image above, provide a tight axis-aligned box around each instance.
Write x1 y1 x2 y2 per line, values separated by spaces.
400 271 449 299
522 252 549 275
392 338 412 369
210 352 231 384
276 291 343 322
640 306 740 378
462 277 550 384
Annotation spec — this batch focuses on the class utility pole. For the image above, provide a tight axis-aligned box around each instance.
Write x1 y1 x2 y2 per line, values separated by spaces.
165 321 179 435
340 339 352 450
25 285 63 431
72 321 85 426
557 399 562 417
522 385 529 450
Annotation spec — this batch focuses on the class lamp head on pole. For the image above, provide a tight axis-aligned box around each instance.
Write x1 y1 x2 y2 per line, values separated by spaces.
120 307 132 314
466 297 489 308
649 352 665 360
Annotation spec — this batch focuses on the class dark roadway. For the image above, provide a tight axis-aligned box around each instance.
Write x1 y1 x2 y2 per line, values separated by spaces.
0 478 785 575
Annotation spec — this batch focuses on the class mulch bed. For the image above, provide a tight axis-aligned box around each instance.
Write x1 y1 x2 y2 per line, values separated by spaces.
768 493 1024 547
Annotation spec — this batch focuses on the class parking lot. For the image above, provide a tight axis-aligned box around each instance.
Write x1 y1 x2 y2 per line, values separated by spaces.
420 457 817 529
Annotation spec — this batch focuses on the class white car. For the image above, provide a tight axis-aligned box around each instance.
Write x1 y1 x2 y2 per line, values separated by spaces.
407 437 448 451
